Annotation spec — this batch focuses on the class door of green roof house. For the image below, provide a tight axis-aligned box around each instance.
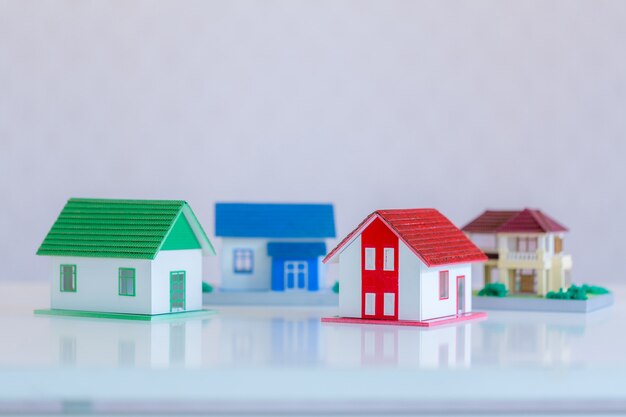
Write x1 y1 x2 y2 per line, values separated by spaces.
170 271 186 312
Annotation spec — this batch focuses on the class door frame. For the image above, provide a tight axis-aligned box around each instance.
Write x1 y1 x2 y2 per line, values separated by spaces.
456 275 466 315
170 270 186 312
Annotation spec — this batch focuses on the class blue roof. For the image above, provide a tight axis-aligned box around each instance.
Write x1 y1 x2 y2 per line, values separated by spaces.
215 203 336 238
267 242 327 258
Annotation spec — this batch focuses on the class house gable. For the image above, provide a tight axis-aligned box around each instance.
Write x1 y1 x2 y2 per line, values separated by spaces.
161 214 201 251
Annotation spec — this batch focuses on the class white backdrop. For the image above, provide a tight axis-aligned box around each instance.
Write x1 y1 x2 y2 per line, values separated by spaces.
1 0 625 286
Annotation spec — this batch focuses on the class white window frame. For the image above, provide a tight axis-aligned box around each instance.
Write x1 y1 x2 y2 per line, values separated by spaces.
365 293 376 315
233 249 254 274
365 248 376 270
383 248 395 271
384 293 395 316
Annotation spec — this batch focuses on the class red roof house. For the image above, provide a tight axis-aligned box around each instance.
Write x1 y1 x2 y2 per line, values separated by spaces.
323 209 487 327
462 209 571 296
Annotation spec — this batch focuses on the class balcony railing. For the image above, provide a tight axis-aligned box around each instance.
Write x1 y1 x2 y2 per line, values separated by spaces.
506 251 538 261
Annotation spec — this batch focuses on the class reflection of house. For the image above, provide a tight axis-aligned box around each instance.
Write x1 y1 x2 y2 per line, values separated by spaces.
36 198 214 315
0 315 210 368
216 313 322 366
324 209 486 323
463 209 572 296
215 203 335 292
325 323 472 368
472 313 591 366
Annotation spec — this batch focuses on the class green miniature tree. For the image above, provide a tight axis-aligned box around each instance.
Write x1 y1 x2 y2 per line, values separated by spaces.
332 281 339 294
478 282 508 297
202 282 213 293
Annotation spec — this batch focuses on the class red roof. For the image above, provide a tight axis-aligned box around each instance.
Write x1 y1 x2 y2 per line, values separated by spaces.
462 210 519 233
324 209 487 267
462 209 568 233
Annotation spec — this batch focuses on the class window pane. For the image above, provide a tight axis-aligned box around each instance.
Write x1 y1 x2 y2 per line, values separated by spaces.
383 248 395 271
365 248 376 270
64 274 73 291
234 249 253 273
384 293 395 316
439 271 449 299
61 265 75 292
119 269 135 295
365 293 376 315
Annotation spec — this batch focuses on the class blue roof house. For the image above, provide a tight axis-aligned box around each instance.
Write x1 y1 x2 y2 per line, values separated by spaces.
215 203 336 292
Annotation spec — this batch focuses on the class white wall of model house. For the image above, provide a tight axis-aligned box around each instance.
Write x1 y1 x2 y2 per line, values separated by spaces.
338 235 362 318
151 249 203 314
49 249 202 314
220 238 272 291
419 262 472 321
336 237 473 321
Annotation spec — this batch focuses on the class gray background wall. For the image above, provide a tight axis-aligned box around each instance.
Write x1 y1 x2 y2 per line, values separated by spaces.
1 0 624 286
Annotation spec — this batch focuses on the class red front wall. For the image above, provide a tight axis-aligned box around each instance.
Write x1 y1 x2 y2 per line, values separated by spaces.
361 217 399 320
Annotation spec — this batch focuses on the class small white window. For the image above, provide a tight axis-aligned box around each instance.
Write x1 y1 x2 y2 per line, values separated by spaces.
365 248 376 270
233 249 254 273
384 293 395 316
383 248 395 271
365 293 376 315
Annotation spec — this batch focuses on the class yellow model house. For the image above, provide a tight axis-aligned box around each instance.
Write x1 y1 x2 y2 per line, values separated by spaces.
462 209 572 296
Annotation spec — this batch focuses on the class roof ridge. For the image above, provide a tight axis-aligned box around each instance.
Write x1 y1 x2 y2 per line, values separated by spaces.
68 198 187 205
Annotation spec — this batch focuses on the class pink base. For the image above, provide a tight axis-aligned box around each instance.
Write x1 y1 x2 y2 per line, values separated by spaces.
321 311 487 328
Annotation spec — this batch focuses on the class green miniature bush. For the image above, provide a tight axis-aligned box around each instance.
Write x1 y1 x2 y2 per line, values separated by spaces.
546 284 588 300
581 284 610 295
547 284 610 300
202 282 213 293
478 282 508 297
332 281 339 294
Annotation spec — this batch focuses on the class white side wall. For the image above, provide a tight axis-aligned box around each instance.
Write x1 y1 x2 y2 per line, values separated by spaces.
151 249 203 314
338 235 362 318
420 262 472 321
220 238 272 291
49 256 152 314
398 241 422 321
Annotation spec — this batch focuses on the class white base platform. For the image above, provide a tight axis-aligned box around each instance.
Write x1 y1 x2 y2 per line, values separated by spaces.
203 290 339 306
472 292 614 313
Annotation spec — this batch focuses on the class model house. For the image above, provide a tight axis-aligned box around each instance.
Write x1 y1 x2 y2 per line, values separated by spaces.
214 203 336 292
462 209 572 296
36 198 215 317
322 209 487 326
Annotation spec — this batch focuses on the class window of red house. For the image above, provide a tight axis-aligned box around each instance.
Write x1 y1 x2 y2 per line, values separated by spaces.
439 271 449 300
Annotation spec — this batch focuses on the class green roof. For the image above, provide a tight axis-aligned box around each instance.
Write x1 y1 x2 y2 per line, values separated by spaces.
37 198 215 260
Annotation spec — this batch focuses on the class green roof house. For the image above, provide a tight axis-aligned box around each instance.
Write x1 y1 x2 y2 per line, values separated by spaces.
37 198 215 317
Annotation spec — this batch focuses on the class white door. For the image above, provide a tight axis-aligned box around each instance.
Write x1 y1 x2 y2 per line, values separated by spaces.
284 261 308 290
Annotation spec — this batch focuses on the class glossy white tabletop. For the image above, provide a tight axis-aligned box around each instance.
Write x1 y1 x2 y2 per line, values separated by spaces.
0 283 625 415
